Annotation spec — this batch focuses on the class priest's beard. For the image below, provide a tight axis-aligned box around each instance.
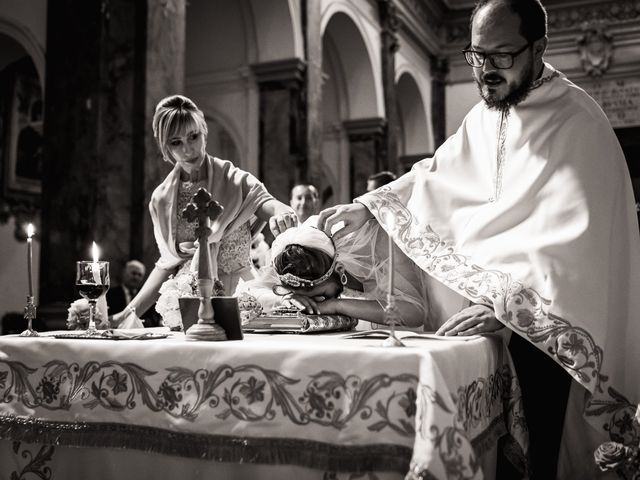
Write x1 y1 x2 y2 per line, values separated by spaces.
475 58 535 111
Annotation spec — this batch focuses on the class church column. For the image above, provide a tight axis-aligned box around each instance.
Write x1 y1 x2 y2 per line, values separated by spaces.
430 55 449 150
344 118 386 198
303 0 323 190
40 0 185 316
251 59 306 205
378 0 400 173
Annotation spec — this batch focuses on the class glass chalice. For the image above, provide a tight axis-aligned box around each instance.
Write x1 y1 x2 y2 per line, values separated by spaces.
75 261 110 336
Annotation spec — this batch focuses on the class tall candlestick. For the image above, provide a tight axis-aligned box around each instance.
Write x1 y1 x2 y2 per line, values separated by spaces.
26 223 34 297
386 214 395 299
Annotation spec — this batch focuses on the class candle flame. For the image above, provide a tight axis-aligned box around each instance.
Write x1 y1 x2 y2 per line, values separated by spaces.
92 242 100 262
26 223 35 238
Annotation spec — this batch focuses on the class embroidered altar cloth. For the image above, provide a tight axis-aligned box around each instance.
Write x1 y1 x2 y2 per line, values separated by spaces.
0 330 525 479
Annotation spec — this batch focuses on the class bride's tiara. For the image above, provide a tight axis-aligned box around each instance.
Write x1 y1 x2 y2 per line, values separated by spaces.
277 255 339 288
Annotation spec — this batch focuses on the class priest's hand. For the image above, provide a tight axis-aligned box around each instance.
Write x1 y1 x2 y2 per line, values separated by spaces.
318 203 374 241
435 304 503 336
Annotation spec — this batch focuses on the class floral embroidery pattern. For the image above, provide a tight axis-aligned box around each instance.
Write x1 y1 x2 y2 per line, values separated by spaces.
408 364 525 480
0 360 521 477
366 190 638 448
9 441 55 480
217 222 252 274
367 191 604 388
0 359 417 436
410 384 480 480
455 364 525 437
587 387 640 446
492 109 509 202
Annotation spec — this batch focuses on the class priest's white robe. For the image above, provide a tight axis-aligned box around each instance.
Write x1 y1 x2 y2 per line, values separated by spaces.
358 64 640 479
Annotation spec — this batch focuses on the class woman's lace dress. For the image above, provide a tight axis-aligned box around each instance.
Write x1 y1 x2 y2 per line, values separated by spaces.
156 179 255 329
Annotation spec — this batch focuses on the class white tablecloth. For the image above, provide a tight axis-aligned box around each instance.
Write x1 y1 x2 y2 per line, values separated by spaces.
0 329 527 479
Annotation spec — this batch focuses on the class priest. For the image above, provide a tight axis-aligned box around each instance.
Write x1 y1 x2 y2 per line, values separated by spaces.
318 0 640 479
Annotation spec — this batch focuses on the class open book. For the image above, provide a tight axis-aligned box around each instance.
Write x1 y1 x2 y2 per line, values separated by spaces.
243 306 358 333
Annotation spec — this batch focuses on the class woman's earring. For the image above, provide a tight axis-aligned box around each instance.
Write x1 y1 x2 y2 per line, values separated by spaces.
336 265 348 286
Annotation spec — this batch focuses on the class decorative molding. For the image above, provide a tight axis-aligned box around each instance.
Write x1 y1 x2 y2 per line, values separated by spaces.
186 67 252 90
547 1 640 32
379 0 401 53
343 117 387 138
577 21 614 77
251 58 306 85
414 1 640 55
430 55 449 80
396 0 447 53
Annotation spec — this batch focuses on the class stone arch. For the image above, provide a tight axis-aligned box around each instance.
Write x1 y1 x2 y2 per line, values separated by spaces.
319 7 384 202
0 17 44 88
248 0 303 63
396 71 431 156
185 0 301 177
321 8 383 119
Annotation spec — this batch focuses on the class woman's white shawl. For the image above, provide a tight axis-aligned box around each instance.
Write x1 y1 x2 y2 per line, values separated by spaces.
149 155 273 278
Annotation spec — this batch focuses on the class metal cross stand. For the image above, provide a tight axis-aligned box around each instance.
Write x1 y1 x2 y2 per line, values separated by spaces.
181 188 227 341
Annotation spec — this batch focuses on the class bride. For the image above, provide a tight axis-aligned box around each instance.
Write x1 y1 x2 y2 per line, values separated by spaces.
237 216 432 330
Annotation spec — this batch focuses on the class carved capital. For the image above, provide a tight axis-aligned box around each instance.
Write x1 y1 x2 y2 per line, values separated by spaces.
379 0 400 53
251 58 306 87
577 21 614 77
343 117 387 141
548 1 640 31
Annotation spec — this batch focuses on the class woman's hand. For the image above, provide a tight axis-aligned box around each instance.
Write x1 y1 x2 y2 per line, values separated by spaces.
269 211 298 237
435 304 503 336
256 199 297 237
108 311 125 329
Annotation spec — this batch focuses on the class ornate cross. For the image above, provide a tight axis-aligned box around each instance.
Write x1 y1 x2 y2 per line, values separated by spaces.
182 188 224 280
181 188 225 341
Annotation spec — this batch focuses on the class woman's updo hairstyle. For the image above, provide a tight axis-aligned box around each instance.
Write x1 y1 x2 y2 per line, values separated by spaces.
273 245 336 290
152 95 208 164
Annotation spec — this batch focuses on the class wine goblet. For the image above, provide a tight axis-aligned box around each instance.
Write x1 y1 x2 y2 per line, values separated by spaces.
75 261 110 336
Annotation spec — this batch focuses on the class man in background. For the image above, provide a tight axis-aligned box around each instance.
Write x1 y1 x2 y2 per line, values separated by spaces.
290 184 320 223
366 171 396 192
106 260 160 325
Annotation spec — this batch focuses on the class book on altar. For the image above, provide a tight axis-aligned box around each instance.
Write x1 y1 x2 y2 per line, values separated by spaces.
243 306 358 333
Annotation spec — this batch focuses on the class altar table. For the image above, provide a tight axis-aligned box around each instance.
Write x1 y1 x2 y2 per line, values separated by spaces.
0 329 527 479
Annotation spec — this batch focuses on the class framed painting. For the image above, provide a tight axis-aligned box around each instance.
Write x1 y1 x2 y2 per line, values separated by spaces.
2 57 43 198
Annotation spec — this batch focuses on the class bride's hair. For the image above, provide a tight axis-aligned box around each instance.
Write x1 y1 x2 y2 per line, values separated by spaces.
273 245 335 290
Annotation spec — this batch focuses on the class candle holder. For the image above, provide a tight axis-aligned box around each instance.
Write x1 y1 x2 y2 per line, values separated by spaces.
19 295 39 337
381 295 406 348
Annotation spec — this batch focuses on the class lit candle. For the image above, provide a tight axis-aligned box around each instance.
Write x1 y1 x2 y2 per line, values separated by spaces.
91 242 101 284
26 223 34 297
386 214 395 299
